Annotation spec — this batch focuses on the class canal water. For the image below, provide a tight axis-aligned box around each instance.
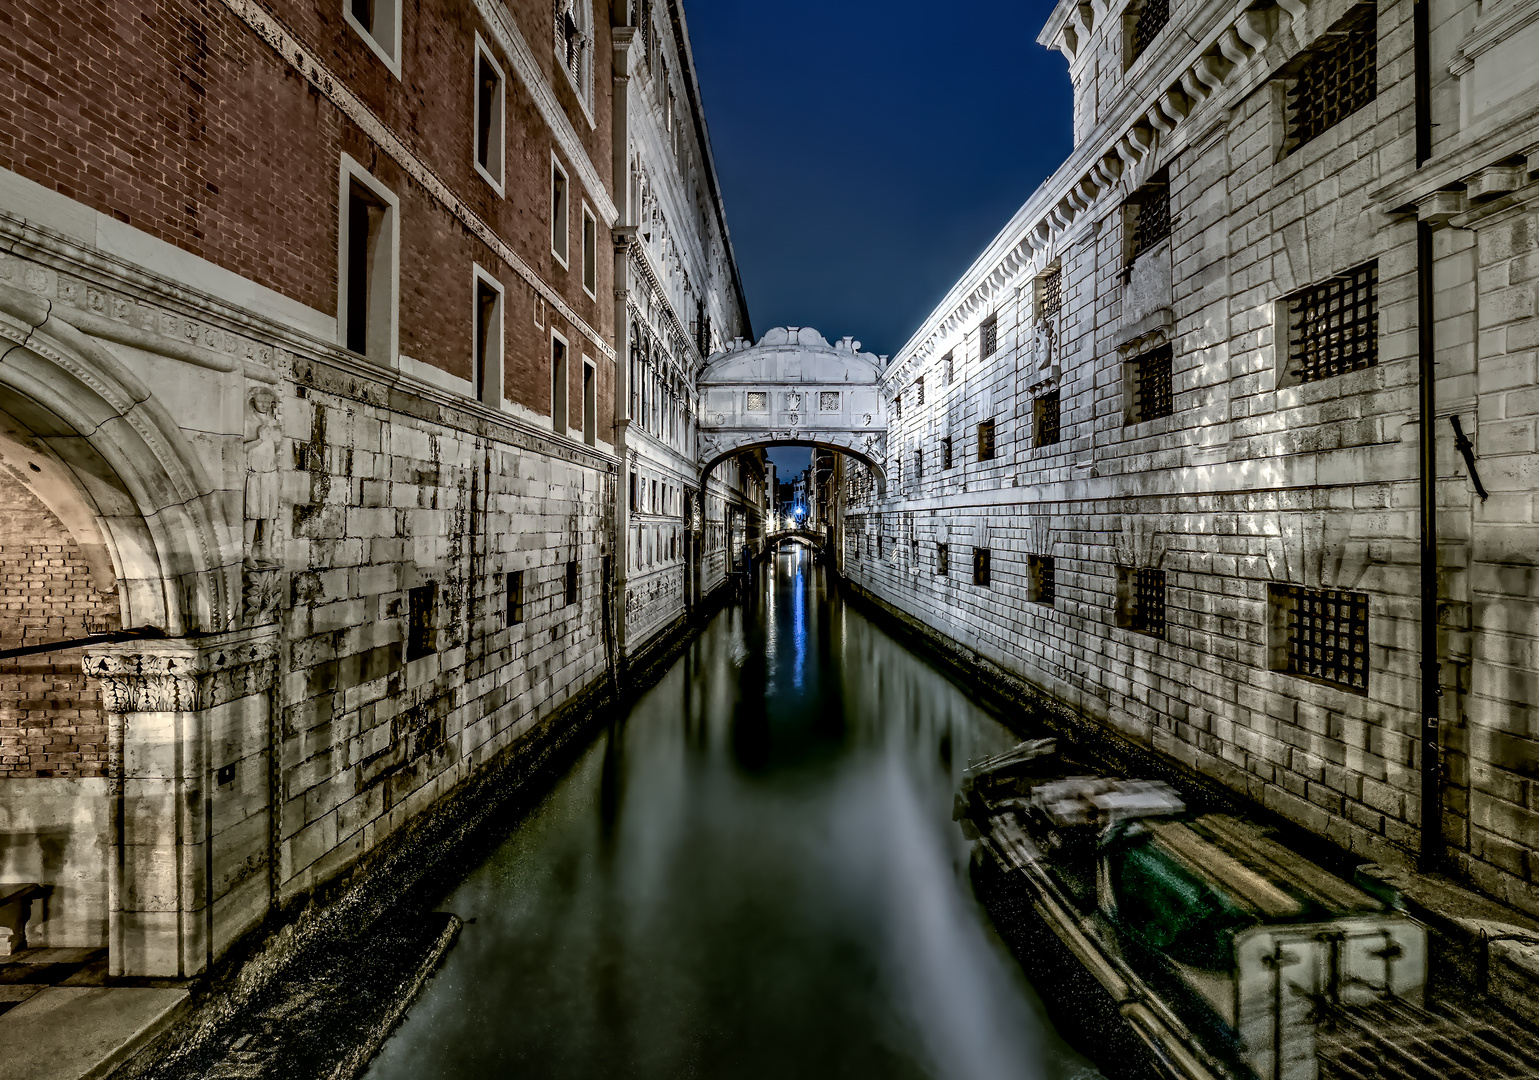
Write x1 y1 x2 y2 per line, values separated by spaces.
367 547 1103 1080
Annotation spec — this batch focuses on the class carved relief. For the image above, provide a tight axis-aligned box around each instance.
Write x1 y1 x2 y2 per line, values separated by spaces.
84 632 280 714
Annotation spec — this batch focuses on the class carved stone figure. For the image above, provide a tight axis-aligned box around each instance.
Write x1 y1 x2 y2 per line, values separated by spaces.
242 386 283 625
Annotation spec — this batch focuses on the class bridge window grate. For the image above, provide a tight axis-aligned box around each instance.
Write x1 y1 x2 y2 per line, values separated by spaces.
1034 391 1060 447
820 391 840 412
973 548 991 587
746 391 767 412
977 419 996 462
1029 555 1055 605
1285 262 1378 384
1273 584 1369 693
1286 9 1376 152
1128 345 1173 424
1132 568 1165 636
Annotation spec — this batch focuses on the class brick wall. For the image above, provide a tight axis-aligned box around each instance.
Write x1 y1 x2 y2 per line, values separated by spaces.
0 473 118 779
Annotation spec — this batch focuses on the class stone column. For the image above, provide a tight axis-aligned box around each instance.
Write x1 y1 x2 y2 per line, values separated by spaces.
84 626 278 978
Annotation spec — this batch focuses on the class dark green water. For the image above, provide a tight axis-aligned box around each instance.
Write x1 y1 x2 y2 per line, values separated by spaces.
367 547 1102 1080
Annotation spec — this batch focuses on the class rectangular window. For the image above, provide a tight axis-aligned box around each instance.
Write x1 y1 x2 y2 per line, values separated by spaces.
1127 567 1166 636
583 360 597 446
1270 584 1370 693
472 271 502 407
915 377 925 406
980 315 999 360
630 471 638 511
1029 554 1056 605
340 171 397 363
581 205 598 297
973 547 991 588
746 391 768 412
474 40 505 192
942 437 953 470
565 560 579 607
977 419 996 462
551 157 570 266
1282 262 1378 386
551 332 569 433
1125 168 1171 264
344 0 401 75
819 391 840 412
913 448 923 483
407 583 437 660
936 542 949 577
1127 344 1174 424
1034 391 1061 447
1286 8 1377 152
506 571 525 625
1039 267 1063 319
1127 0 1170 64
943 351 955 386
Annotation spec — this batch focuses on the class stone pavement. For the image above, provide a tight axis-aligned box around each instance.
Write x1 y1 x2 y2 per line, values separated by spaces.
0 979 188 1080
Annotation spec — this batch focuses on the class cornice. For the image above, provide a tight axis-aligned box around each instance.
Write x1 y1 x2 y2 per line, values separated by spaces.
218 0 616 362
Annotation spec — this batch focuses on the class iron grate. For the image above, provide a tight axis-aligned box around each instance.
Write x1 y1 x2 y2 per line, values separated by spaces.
1030 555 1056 605
1131 0 1171 61
1040 269 1063 319
1131 345 1174 423
1287 262 1378 384
981 316 999 359
1287 9 1377 151
1277 583 1369 693
978 419 997 462
1319 997 1539 1080
1132 567 1165 636
1035 391 1061 447
1127 171 1171 263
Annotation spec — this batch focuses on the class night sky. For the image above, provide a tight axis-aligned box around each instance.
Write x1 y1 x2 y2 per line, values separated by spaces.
687 0 1074 364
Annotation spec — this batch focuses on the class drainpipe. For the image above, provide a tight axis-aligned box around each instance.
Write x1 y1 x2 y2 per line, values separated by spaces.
1417 219 1443 872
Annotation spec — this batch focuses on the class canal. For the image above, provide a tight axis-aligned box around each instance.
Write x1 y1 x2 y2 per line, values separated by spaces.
366 546 1103 1080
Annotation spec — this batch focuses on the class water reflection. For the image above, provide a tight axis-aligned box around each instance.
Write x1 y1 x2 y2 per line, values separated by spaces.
367 550 1102 1080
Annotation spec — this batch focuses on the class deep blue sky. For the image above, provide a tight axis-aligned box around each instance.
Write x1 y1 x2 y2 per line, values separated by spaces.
688 0 1074 364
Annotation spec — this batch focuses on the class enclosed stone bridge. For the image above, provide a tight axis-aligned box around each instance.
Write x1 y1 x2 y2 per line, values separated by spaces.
697 327 888 494
764 525 827 548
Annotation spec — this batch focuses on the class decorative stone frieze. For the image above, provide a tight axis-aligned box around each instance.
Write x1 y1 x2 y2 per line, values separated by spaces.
84 629 280 715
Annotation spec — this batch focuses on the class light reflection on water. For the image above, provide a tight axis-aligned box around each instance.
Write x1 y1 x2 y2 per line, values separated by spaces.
367 550 1103 1080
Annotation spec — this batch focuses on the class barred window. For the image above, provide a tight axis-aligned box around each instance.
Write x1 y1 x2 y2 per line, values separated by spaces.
942 437 953 470
565 560 579 606
1035 391 1061 447
1271 584 1370 693
746 391 767 412
943 351 955 386
978 419 996 461
980 315 999 359
1127 345 1174 424
407 583 437 660
1029 555 1055 605
914 448 923 481
1283 262 1378 385
1125 169 1170 263
915 376 925 406
973 548 991 588
1039 268 1063 320
1130 568 1165 636
506 570 525 625
894 395 902 421
936 543 949 577
819 391 840 412
1286 8 1376 152
1128 0 1170 63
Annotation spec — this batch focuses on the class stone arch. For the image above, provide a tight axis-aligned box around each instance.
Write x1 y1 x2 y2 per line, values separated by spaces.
0 290 236 635
700 439 888 499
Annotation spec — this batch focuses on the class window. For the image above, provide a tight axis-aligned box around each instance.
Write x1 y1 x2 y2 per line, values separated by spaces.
936 543 949 577
942 437 953 470
1126 0 1170 65
1125 168 1171 264
338 158 398 365
471 268 502 407
629 471 639 511
555 0 588 89
551 157 570 266
1270 584 1369 693
894 395 902 421
551 332 569 433
473 39 505 193
1119 567 1166 636
1281 262 1378 386
1286 7 1376 152
943 351 955 386
819 391 840 412
913 448 923 482
407 583 437 660
565 560 579 606
582 360 597 446
1127 344 1174 424
915 377 925 406
980 315 999 360
343 0 401 77
581 204 598 297
1034 391 1061 446
506 571 525 625
746 391 768 412
973 548 991 587
1028 555 1055 605
1039 267 1063 320
977 419 996 462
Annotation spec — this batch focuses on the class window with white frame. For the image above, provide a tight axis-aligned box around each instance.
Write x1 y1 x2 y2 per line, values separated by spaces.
551 330 570 434
551 157 570 266
581 204 597 297
344 0 401 77
473 37 505 194
337 155 398 365
554 0 591 103
471 267 503 407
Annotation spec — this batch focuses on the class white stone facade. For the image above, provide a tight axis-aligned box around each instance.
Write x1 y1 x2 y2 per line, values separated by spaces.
839 0 1539 913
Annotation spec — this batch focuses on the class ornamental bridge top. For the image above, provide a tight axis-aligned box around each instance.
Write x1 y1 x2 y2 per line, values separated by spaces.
696 327 890 492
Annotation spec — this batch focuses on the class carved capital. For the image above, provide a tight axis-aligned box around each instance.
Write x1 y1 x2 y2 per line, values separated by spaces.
84 627 280 714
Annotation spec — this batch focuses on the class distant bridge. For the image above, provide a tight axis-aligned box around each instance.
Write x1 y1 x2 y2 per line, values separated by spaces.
764 526 827 549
